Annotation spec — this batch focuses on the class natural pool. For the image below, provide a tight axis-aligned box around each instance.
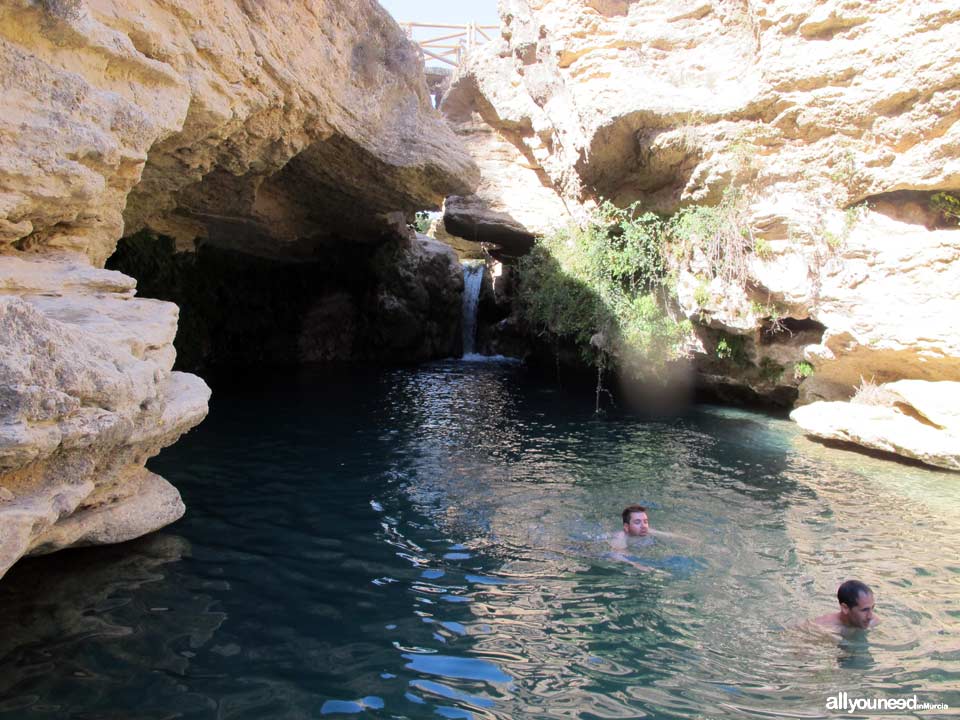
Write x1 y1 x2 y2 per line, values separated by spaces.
1 359 958 719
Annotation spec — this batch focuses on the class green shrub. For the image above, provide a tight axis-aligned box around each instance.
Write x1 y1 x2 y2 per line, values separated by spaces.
669 186 753 286
931 192 960 224
759 357 784 383
517 191 764 381
410 211 432 234
517 202 689 379
793 360 814 379
824 202 868 251
753 237 773 260
715 333 748 366
693 280 711 307
716 337 732 359
828 149 858 191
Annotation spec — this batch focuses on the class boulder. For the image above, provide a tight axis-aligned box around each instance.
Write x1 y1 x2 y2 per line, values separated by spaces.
368 236 465 361
790 380 960 470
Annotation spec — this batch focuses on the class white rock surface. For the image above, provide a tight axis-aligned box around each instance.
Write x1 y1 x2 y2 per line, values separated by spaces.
790 380 960 471
0 254 210 580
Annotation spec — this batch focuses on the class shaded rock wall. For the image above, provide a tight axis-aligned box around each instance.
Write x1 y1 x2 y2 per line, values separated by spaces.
443 0 960 406
107 232 464 371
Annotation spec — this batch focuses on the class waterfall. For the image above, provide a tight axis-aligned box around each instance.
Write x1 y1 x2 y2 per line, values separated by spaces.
461 261 484 356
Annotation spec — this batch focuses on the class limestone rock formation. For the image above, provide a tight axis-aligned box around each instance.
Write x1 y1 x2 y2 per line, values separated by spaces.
0 0 478 265
0 254 210 580
440 96 576 257
367 234 466 361
443 0 960 413
791 380 960 471
0 0 478 579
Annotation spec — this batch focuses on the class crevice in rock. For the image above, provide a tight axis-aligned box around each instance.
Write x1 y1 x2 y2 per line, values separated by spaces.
860 189 960 229
695 379 797 412
893 401 944 430
759 317 826 345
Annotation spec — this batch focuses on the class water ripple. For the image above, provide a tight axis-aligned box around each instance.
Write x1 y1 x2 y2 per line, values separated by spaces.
1 366 958 718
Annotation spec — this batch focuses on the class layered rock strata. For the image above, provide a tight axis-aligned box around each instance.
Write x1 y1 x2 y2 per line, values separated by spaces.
0 0 478 578
443 0 960 458
0 254 210 579
0 0 477 263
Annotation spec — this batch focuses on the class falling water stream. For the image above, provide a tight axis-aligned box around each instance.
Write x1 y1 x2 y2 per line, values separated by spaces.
1 361 958 719
461 261 484 357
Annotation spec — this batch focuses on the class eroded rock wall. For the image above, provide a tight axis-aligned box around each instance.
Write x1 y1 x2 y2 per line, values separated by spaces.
1 0 477 263
444 0 960 408
0 254 209 579
0 0 479 579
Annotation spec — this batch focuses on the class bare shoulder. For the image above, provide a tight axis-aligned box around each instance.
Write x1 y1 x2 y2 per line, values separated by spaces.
608 531 627 550
810 613 843 632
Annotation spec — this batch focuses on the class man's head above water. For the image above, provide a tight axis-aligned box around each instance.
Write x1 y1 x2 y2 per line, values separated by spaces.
813 578 879 632
837 579 877 629
621 505 649 537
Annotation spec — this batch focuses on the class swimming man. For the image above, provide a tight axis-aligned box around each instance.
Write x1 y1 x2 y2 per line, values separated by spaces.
813 579 879 633
608 505 687 570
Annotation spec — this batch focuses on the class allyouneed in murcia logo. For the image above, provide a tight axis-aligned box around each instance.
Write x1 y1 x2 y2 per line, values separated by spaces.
826 691 949 714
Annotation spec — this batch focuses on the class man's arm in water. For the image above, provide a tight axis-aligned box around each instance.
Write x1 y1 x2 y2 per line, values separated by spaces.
607 531 655 571
609 551 656 571
648 528 691 541
609 530 627 551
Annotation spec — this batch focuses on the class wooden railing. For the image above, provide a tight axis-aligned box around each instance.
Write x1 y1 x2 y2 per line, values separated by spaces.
398 22 499 68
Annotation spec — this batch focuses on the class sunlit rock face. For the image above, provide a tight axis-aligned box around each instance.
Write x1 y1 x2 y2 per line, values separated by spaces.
443 0 960 409
0 0 477 263
0 0 478 578
0 254 210 580
791 380 960 471
441 81 575 259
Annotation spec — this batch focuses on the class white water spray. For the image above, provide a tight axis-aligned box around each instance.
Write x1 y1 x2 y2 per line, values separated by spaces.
461 260 484 356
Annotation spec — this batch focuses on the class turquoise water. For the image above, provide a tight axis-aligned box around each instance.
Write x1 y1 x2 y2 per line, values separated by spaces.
1 359 958 719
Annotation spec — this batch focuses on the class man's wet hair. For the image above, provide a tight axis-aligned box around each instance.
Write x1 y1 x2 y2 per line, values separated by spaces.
622 505 647 524
837 579 872 608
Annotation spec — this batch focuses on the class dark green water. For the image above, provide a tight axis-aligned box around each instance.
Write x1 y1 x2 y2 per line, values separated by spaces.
2 359 959 719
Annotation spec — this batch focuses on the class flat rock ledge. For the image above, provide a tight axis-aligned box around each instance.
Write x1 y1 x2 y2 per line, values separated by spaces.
790 380 960 471
0 254 210 581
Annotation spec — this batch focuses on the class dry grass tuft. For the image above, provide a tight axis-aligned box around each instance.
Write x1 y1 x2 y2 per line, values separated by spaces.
851 376 897 406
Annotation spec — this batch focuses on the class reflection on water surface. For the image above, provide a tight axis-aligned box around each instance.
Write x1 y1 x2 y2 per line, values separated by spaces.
1 360 958 719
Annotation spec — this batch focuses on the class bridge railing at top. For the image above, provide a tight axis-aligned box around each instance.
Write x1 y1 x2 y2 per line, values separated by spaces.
398 22 499 67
